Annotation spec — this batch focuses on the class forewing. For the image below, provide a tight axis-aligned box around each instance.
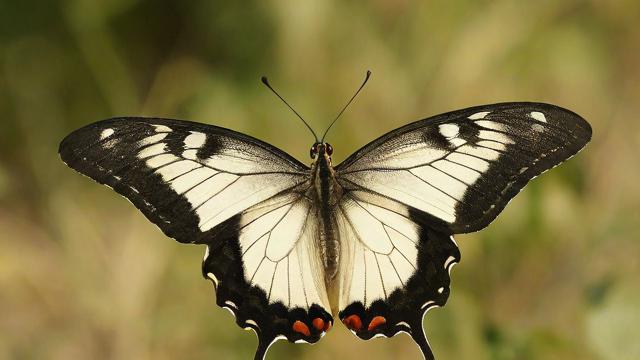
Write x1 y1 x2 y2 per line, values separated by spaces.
59 118 332 359
336 102 592 234
59 117 309 243
336 190 459 360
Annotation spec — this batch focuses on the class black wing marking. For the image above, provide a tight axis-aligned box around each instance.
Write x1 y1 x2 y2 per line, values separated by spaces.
335 189 460 360
59 118 332 359
336 102 592 234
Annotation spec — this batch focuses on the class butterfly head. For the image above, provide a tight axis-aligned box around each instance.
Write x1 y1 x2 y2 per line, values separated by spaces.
310 142 333 160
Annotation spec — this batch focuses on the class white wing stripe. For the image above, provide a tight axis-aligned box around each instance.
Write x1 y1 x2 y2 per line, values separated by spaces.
139 133 168 147
477 140 507 151
431 159 480 184
167 167 212 193
156 161 201 182
410 167 467 201
189 174 239 208
146 153 177 168
478 130 514 144
446 152 490 173
138 143 166 158
456 145 501 161
474 119 502 130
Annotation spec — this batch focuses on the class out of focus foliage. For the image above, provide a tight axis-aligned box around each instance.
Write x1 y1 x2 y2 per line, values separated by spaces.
1 1 639 359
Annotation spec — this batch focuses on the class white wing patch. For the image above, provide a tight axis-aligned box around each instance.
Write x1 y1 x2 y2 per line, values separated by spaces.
338 191 419 308
135 128 306 232
100 128 119 149
238 194 330 310
438 124 459 138
100 128 114 140
530 111 547 122
340 118 514 223
184 131 207 148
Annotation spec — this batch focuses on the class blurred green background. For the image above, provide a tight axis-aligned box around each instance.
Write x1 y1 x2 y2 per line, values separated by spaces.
1 1 639 359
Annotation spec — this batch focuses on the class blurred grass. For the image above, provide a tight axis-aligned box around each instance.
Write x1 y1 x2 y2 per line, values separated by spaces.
1 1 639 359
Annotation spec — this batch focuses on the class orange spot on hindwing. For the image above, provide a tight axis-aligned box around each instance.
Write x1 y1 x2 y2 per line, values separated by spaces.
342 315 363 331
368 316 387 331
293 320 311 337
323 320 332 332
312 318 325 331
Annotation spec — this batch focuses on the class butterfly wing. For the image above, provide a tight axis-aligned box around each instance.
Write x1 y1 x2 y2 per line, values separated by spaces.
335 190 459 360
334 103 591 358
59 118 333 359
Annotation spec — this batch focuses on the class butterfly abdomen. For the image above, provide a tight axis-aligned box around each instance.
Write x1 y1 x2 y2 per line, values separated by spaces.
313 152 341 284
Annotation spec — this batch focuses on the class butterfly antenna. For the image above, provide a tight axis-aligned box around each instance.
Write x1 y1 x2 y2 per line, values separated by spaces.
321 70 371 142
261 76 319 143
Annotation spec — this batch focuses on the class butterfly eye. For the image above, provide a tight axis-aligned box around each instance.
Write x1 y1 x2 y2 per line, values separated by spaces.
310 144 318 159
325 143 333 156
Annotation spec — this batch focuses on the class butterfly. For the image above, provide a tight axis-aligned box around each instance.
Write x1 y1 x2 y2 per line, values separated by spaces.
59 72 591 360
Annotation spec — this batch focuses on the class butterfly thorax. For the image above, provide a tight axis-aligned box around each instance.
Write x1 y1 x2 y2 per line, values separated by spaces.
310 143 342 285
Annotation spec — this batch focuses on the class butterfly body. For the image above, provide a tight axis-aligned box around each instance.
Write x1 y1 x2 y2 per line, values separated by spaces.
309 142 342 284
60 102 591 360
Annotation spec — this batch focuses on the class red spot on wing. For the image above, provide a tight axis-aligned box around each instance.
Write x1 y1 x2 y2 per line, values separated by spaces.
312 318 325 332
293 320 311 337
368 316 387 331
342 315 363 331
323 320 332 332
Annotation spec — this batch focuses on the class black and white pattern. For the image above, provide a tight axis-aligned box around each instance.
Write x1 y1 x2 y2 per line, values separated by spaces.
337 103 591 233
59 102 591 360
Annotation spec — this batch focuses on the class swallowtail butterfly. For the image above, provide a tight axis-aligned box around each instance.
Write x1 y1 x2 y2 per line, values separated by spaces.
59 72 591 360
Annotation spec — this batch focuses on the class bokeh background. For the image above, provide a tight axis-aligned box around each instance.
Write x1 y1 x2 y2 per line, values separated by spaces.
1 1 639 359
